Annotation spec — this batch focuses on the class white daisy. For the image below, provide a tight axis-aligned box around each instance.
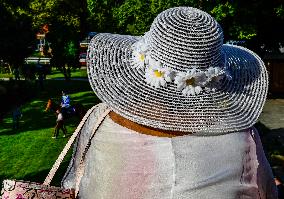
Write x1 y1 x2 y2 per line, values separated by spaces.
205 67 225 91
145 58 173 88
174 68 206 96
130 38 150 69
131 50 148 69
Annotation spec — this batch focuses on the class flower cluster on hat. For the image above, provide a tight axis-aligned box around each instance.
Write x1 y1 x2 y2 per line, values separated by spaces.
130 35 230 96
174 68 206 96
145 58 173 88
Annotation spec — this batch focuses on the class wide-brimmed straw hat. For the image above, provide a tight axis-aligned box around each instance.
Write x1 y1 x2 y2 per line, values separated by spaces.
87 7 268 135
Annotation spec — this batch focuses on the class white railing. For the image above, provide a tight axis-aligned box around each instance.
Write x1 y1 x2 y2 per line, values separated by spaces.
24 57 51 65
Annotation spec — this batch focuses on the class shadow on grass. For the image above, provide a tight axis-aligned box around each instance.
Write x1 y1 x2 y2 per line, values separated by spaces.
0 117 78 136
0 129 26 136
42 80 92 94
0 104 59 136
71 93 101 106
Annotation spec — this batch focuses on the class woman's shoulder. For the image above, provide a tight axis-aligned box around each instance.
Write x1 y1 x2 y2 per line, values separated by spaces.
87 103 110 117
73 103 110 134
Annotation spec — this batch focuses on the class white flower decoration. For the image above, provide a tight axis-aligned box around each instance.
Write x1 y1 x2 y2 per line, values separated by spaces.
130 37 150 69
205 67 225 91
145 58 173 88
130 34 231 95
174 68 206 96
131 50 149 69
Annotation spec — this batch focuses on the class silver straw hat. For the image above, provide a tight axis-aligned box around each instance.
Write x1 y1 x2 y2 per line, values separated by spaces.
87 7 268 135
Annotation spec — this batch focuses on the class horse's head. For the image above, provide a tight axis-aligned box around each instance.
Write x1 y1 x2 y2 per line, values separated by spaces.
45 99 53 112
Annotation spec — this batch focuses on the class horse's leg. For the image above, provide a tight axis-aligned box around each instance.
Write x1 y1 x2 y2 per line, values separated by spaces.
57 121 66 137
53 122 60 138
74 104 86 119
62 122 67 137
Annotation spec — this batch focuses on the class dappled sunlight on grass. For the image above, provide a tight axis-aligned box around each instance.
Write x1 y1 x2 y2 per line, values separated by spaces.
0 73 13 78
71 91 101 105
47 68 87 79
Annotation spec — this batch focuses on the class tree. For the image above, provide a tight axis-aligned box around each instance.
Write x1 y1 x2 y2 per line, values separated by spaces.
3 0 283 77
57 40 79 80
87 0 124 33
29 0 88 78
0 1 36 71
112 0 233 36
113 0 152 35
112 0 284 54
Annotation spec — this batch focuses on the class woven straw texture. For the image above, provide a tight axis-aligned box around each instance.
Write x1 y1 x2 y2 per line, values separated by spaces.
87 7 268 135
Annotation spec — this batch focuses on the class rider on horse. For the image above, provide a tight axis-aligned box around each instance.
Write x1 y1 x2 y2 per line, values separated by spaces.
61 91 73 116
45 94 86 119
61 91 71 108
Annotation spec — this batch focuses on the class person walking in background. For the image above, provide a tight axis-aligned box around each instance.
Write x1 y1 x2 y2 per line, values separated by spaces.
12 104 22 130
14 67 20 81
52 109 67 138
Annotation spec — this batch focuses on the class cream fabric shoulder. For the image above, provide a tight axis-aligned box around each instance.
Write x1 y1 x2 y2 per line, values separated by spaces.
61 103 109 189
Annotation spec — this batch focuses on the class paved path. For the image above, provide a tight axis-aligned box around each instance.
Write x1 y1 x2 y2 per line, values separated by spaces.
258 99 284 180
259 99 284 129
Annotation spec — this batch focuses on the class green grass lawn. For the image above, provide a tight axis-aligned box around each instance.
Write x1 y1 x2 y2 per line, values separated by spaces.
0 67 88 79
47 68 88 79
0 80 100 186
0 73 13 79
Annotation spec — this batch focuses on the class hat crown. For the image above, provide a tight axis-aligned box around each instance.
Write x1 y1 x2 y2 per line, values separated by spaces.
148 7 224 71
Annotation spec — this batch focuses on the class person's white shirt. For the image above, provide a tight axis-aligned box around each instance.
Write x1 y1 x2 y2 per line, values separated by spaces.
57 112 63 122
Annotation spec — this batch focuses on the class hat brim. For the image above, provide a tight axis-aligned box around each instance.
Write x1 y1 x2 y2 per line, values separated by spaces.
87 33 268 135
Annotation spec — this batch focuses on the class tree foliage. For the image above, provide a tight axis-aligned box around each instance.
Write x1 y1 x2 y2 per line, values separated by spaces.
0 1 35 68
112 0 208 35
29 0 81 32
113 0 284 45
0 0 283 73
87 0 124 32
28 0 88 72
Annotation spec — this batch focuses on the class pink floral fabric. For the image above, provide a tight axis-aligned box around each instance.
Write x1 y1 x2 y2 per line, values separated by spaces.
1 180 75 199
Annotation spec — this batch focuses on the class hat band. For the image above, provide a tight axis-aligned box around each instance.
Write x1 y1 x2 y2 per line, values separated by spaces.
130 34 232 96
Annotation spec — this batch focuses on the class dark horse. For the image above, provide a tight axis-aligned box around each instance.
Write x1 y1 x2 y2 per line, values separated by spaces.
45 99 86 119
